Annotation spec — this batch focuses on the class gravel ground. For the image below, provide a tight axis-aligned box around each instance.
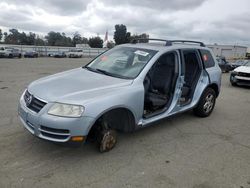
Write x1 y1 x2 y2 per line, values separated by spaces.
0 57 250 188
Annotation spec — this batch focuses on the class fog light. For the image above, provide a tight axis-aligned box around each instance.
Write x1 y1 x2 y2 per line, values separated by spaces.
71 136 85 142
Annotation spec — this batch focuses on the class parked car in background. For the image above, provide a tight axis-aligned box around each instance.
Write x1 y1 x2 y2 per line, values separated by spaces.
54 51 67 58
230 61 250 86
48 52 55 57
229 59 248 69
0 48 22 58
68 49 84 58
18 39 221 152
217 57 233 72
24 51 39 58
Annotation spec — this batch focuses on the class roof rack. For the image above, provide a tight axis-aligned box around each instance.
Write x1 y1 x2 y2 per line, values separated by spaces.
131 38 168 44
131 38 206 47
166 40 206 47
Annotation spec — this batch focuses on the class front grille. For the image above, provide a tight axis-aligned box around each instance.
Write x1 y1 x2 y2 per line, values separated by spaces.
238 72 250 78
24 90 47 113
39 125 70 140
40 126 69 134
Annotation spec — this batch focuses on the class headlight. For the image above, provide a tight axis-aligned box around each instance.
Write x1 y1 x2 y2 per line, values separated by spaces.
48 103 84 118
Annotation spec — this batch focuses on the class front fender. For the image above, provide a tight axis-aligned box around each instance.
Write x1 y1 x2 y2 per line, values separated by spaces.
83 83 144 126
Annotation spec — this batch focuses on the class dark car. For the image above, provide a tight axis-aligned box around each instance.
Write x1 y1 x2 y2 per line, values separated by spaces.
229 60 249 69
54 51 67 58
24 51 39 58
217 57 233 73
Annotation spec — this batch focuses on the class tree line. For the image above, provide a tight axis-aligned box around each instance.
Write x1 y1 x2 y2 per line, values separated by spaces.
0 29 103 48
0 25 148 48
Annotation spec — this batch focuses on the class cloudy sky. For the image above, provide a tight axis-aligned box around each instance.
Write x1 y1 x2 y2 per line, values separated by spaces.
0 0 250 46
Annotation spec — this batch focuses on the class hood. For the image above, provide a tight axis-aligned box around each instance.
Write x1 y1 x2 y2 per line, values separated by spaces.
28 68 133 103
234 66 250 73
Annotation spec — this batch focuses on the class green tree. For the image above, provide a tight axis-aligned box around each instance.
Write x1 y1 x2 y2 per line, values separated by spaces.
45 31 74 46
45 31 61 46
88 37 103 48
72 32 82 46
114 24 130 45
72 32 88 46
107 41 115 49
26 32 36 45
130 33 149 43
0 29 2 42
4 29 20 44
35 36 46 46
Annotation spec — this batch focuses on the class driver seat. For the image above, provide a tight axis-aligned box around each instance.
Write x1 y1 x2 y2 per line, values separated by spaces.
145 54 175 108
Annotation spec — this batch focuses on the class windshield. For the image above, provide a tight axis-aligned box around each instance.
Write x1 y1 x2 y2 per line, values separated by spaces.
86 47 157 79
244 61 250 66
235 60 248 64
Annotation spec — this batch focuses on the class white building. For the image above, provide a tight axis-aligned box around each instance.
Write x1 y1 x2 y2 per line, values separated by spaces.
207 44 247 59
0 43 106 57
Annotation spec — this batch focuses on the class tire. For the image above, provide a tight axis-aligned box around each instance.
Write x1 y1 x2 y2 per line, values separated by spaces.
193 87 216 117
98 129 117 153
231 81 237 86
8 54 13 58
230 76 237 86
18 54 22 58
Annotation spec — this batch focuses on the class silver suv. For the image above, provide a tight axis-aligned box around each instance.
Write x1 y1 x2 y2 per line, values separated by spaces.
18 39 221 152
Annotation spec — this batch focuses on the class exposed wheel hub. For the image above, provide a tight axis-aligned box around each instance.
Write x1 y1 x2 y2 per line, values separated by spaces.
99 130 117 153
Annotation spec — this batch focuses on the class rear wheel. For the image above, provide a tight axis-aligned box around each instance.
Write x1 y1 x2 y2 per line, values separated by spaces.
193 88 216 117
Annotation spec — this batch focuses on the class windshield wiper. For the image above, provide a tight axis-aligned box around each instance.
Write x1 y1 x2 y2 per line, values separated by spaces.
84 66 98 73
96 69 130 79
95 68 112 75
85 66 130 79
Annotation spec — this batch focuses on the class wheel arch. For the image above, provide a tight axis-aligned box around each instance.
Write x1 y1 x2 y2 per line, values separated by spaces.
89 107 137 133
207 83 219 97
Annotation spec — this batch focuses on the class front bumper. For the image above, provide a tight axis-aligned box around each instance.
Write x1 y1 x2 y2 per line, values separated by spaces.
0 53 7 58
230 74 250 86
18 94 95 143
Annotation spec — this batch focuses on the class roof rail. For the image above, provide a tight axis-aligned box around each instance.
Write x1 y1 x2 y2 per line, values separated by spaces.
131 38 206 47
130 38 168 44
166 40 206 47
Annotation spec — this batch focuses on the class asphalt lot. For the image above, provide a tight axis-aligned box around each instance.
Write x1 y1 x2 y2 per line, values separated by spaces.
0 57 250 188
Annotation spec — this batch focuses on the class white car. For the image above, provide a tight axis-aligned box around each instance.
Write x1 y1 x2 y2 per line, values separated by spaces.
68 49 84 58
0 48 22 58
230 61 250 86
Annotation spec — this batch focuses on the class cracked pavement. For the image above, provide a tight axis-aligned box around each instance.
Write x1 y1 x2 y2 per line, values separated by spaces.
0 58 250 188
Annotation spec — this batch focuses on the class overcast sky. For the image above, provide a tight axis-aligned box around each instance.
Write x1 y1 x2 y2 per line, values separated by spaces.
0 0 250 46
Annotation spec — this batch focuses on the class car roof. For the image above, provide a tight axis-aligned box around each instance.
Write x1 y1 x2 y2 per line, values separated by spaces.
119 43 209 53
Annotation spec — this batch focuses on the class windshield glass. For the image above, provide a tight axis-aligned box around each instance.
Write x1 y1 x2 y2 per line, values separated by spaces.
244 61 250 66
86 47 157 79
235 60 248 64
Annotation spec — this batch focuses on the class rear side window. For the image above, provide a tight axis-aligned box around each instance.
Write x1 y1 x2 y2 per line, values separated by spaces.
200 50 215 68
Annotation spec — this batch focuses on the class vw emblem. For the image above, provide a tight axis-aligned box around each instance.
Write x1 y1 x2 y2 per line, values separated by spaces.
26 94 33 106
